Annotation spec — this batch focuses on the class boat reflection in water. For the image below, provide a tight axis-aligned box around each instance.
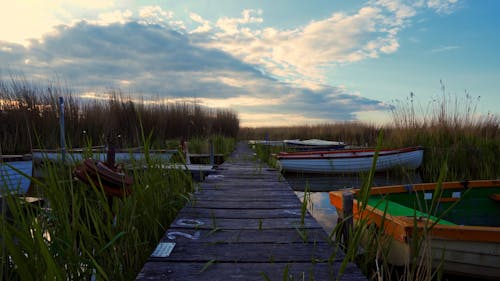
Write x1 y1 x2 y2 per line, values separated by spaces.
288 172 422 234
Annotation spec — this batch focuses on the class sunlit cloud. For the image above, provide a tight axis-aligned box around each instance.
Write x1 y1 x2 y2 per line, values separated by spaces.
0 0 466 127
0 0 118 46
194 3 420 89
238 112 329 127
189 12 212 33
96 10 133 25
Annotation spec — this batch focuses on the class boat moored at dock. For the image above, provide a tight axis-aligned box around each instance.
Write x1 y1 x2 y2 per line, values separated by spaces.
329 179 500 279
276 146 423 174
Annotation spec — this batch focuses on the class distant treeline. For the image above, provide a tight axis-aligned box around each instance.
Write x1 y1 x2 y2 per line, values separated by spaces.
0 78 239 154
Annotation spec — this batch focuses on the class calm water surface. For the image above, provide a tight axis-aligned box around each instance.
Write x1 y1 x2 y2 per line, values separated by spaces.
289 173 486 281
287 173 422 234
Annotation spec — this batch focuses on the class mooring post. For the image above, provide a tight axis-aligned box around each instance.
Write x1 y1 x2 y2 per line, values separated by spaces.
59 97 66 164
106 134 116 168
342 191 354 246
209 139 214 166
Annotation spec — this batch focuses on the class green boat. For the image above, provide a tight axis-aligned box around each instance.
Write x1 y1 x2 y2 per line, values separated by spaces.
330 179 500 279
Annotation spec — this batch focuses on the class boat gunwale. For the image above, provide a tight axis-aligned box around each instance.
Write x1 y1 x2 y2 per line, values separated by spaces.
276 146 423 160
283 139 346 146
329 179 500 243
32 148 178 154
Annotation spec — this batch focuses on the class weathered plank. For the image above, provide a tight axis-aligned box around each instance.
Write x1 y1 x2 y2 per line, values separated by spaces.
168 217 322 230
191 196 301 203
195 188 297 196
135 142 366 280
187 200 302 209
148 242 339 263
177 207 309 219
161 228 331 244
137 262 366 281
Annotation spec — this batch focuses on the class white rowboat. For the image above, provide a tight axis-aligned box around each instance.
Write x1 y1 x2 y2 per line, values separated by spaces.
276 146 423 173
283 139 346 151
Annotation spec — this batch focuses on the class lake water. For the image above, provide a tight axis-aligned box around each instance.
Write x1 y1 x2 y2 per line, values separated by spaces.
286 172 422 234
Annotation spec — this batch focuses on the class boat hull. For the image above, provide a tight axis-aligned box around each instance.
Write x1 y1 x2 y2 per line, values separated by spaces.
277 146 423 173
32 150 176 164
329 179 500 279
284 139 346 151
74 159 133 197
0 160 33 194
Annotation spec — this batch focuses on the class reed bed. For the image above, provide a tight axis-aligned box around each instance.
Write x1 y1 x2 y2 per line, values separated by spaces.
1 77 238 280
256 134 471 281
243 91 499 181
249 89 498 280
1 135 236 280
0 77 239 154
1 150 196 280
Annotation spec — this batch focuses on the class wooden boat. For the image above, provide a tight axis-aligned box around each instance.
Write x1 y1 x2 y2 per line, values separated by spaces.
329 179 500 279
248 140 285 147
276 146 423 173
74 159 134 197
1 157 33 194
1 156 45 220
284 139 346 151
32 149 177 164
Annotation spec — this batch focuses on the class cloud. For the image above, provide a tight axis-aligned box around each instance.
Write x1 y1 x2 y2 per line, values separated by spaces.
96 9 133 25
0 1 462 126
189 1 462 92
0 0 118 45
189 12 212 33
0 21 390 126
430 45 460 53
426 0 460 14
193 2 421 89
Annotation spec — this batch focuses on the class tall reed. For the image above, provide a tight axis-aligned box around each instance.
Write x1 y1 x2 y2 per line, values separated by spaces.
1 142 196 280
0 77 239 154
243 88 499 182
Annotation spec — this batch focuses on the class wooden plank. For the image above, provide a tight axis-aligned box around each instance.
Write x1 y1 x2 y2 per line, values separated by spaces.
148 242 340 263
198 186 292 191
161 228 331 244
178 207 311 219
168 217 322 230
190 195 301 202
135 141 366 280
187 200 301 209
136 262 366 281
197 187 292 193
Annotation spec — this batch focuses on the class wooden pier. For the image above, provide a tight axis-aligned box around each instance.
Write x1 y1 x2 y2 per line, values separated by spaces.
135 142 367 280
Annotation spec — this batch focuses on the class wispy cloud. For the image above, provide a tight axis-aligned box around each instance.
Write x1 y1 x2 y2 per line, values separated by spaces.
190 1 460 89
0 21 390 126
431 45 460 53
426 0 461 14
0 1 463 126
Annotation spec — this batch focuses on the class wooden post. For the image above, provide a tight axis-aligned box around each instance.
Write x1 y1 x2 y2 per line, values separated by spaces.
59 97 66 164
209 139 214 166
342 192 354 246
106 134 116 168
185 142 191 165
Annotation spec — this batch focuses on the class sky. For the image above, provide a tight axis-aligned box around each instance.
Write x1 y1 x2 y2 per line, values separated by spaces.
0 0 499 127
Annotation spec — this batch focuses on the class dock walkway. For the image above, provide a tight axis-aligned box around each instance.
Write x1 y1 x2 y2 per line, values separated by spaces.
136 142 366 280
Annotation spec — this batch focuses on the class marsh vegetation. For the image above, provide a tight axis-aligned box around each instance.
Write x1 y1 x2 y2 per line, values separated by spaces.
245 89 499 182
1 78 237 280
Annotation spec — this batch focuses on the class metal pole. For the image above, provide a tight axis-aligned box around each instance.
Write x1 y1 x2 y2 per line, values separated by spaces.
59 97 66 164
